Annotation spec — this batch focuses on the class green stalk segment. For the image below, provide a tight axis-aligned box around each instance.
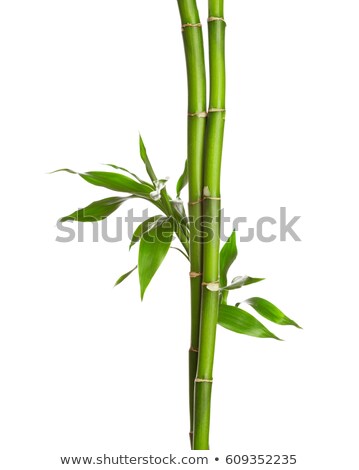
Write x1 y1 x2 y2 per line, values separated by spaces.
177 0 207 448
193 0 226 450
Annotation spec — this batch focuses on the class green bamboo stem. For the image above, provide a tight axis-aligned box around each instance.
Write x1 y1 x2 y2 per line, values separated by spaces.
177 0 207 448
193 0 226 450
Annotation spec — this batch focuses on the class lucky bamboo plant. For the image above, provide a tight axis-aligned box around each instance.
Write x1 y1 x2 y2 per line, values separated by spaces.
53 0 300 450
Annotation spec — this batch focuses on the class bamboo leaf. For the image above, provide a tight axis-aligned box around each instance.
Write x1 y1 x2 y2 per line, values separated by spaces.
221 275 265 291
114 266 137 287
49 168 76 174
52 169 152 197
220 231 238 286
80 171 152 196
138 218 173 299
102 164 154 188
139 135 157 184
129 215 164 249
176 160 188 198
241 297 301 328
218 304 281 340
220 231 238 304
60 196 132 222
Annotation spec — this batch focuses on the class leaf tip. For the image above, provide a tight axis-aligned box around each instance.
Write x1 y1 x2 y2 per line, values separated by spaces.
272 334 284 341
48 168 77 175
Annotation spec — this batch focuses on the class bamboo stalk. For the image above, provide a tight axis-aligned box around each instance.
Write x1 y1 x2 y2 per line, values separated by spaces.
177 0 207 448
193 0 226 450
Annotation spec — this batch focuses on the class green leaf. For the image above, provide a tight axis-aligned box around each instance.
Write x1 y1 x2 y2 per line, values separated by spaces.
139 135 157 184
102 164 154 188
218 304 282 340
220 231 238 304
60 196 132 222
80 171 152 197
176 160 188 198
241 297 301 328
138 218 173 299
52 169 152 197
221 275 265 291
129 215 164 249
114 266 137 287
49 168 76 174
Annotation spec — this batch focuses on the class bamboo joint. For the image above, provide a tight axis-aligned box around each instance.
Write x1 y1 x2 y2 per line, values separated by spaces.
189 272 202 278
203 196 221 200
188 198 203 205
182 23 202 32
208 17 226 25
188 111 208 118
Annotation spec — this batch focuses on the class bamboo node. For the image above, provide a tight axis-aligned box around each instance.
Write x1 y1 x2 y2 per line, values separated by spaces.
189 272 202 278
188 111 208 118
203 196 221 201
189 346 199 353
208 108 226 113
182 23 202 32
208 17 226 25
195 378 213 383
202 281 220 292
188 198 203 206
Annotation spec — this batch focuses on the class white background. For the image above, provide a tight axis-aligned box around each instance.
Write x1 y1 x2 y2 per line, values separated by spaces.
1 1 358 469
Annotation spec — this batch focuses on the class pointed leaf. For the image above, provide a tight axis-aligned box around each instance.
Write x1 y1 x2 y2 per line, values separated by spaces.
241 297 301 328
218 304 281 340
114 266 137 287
60 196 132 222
52 169 153 197
221 275 265 291
49 168 76 174
220 231 238 304
102 164 154 188
80 171 152 197
220 231 238 286
176 160 188 198
129 215 164 249
139 135 157 183
138 218 173 299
